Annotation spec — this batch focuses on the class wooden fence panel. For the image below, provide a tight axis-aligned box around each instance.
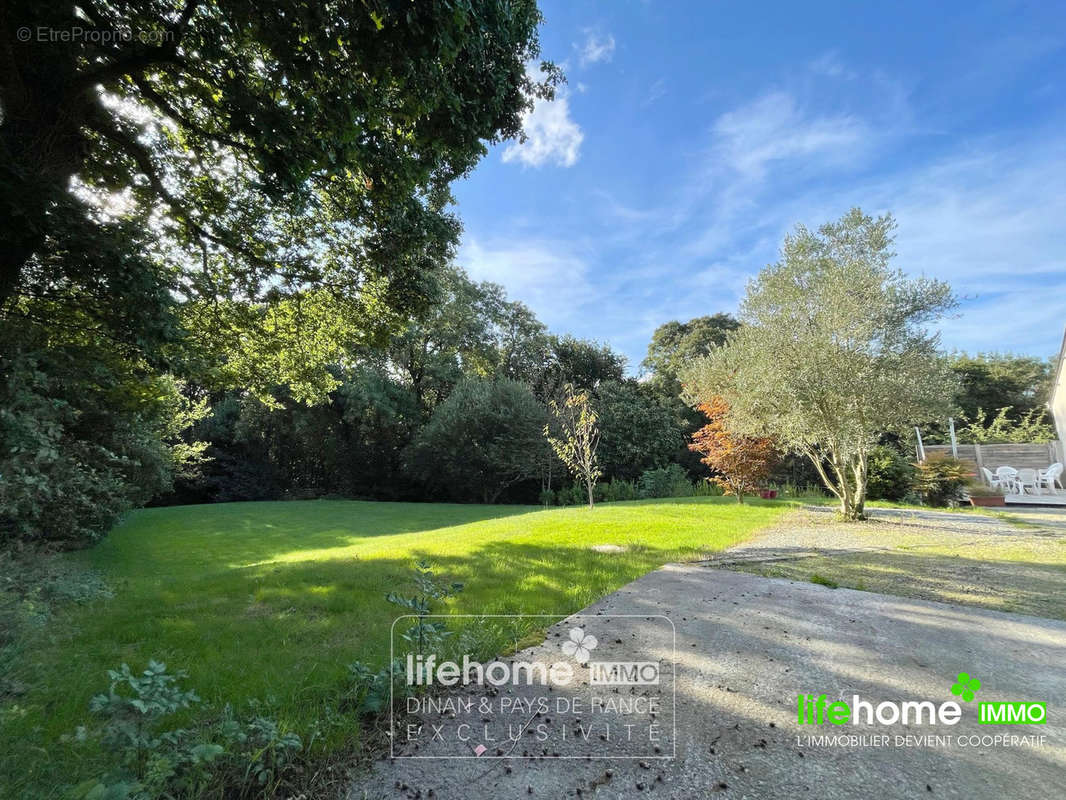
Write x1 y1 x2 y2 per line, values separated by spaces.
922 442 1062 471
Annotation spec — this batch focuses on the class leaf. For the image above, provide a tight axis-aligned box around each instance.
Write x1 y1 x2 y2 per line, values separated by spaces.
190 743 224 763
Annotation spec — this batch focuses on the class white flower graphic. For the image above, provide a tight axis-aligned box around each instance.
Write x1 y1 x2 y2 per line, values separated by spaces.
561 627 598 664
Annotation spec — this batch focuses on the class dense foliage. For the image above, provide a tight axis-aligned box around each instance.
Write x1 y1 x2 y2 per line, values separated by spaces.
3 0 556 321
594 381 682 481
949 353 1052 423
405 378 548 503
642 313 739 393
0 1 562 544
0 323 206 547
865 444 917 501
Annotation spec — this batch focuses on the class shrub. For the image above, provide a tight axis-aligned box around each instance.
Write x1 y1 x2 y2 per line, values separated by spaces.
70 661 304 799
866 445 916 501
72 661 224 799
538 489 556 506
404 378 547 503
912 455 970 507
638 464 692 498
603 480 638 502
0 347 206 548
345 659 409 714
557 483 586 506
594 380 683 481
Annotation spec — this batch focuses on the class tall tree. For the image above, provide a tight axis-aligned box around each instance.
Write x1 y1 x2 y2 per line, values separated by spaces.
533 336 627 401
642 314 740 392
595 380 682 481
404 378 547 503
949 353 1053 421
684 209 957 520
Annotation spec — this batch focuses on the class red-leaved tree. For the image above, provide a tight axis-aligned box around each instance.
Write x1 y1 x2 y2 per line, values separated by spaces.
689 397 776 503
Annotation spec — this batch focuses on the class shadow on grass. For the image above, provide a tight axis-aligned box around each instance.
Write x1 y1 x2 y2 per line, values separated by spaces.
100 500 543 572
1 530 751 796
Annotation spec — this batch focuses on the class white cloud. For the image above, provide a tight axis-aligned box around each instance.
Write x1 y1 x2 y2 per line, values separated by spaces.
502 91 584 168
578 32 616 66
711 91 870 180
690 130 1066 356
809 51 856 79
642 78 668 107
474 48 1066 367
459 237 597 330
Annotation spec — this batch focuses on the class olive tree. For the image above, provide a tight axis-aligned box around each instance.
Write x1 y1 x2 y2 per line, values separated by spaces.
683 209 957 520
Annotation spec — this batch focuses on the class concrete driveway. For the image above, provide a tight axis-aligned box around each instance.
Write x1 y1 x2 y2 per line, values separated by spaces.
353 566 1066 799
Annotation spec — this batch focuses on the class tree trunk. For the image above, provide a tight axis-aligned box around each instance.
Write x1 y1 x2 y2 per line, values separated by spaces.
849 453 868 520
586 477 594 509
840 498 863 520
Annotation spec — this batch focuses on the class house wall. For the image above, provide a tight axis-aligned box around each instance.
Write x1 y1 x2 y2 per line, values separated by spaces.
1053 343 1066 447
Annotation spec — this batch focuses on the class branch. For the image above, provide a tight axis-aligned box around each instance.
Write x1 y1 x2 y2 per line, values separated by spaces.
75 0 201 88
131 75 256 157
86 109 270 270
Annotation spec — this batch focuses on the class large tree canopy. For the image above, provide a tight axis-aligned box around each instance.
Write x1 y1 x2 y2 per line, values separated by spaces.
594 380 681 481
948 353 1053 421
642 313 739 391
684 209 957 520
2 0 556 317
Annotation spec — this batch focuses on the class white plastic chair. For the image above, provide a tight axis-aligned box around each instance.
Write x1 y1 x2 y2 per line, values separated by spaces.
1038 463 1063 494
981 467 1003 489
995 466 1019 494
1016 468 1039 495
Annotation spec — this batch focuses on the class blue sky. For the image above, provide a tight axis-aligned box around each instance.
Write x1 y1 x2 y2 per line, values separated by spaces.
452 0 1066 373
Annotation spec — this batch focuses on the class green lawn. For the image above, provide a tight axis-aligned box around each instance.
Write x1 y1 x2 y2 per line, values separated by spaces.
0 497 787 796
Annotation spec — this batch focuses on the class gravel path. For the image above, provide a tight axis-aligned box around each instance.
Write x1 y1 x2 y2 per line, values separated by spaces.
704 506 1016 561
708 505 1066 620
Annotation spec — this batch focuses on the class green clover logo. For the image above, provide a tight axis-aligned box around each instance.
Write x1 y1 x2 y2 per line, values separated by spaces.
951 672 981 702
